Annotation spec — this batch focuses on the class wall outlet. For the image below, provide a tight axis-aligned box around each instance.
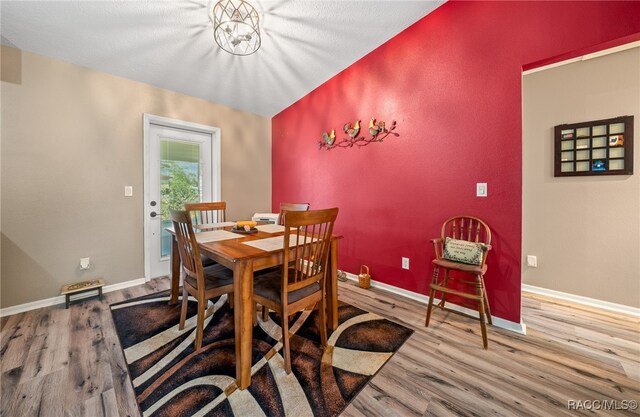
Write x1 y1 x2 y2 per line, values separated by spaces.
402 257 410 270
80 257 91 270
124 186 133 197
476 182 488 197
526 255 537 268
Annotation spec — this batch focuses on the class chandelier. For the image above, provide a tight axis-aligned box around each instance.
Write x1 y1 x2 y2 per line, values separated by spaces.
211 0 261 56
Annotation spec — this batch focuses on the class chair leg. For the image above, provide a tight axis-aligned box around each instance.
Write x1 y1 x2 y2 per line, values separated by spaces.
425 266 439 327
480 277 492 325
425 288 436 327
438 270 450 308
475 274 488 349
479 304 489 350
179 286 188 330
317 300 327 347
281 307 292 374
262 305 269 322
253 302 257 327
195 298 206 351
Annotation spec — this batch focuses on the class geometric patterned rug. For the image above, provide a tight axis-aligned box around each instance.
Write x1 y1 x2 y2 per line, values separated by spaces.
110 290 413 417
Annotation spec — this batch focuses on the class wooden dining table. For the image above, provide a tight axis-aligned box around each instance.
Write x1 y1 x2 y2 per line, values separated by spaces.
167 224 341 390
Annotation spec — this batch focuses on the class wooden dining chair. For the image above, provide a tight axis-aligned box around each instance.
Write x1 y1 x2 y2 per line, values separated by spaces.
253 207 338 373
425 215 493 348
185 201 226 225
170 209 234 351
255 201 311 277
184 201 227 268
277 202 310 225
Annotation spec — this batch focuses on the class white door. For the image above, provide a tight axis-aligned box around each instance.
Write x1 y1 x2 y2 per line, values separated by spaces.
144 115 221 279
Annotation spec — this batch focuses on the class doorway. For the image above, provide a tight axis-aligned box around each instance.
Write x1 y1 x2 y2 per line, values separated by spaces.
143 114 221 279
521 42 640 311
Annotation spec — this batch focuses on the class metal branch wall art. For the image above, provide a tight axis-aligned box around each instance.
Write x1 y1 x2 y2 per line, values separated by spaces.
319 118 399 150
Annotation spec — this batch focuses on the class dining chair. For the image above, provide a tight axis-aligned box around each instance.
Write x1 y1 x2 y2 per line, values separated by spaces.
255 201 312 280
185 201 226 225
425 215 493 348
170 209 234 351
185 201 227 268
277 202 310 225
253 207 338 373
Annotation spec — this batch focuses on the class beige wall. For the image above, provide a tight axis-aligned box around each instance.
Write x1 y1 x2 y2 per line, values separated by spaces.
1 46 272 308
523 46 640 308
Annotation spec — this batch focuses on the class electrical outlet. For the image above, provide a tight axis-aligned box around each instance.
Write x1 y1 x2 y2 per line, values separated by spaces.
402 257 410 270
124 186 133 197
526 255 537 268
80 257 91 270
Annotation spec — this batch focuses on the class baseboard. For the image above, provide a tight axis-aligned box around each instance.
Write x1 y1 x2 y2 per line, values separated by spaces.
0 278 147 317
343 272 527 335
522 284 640 318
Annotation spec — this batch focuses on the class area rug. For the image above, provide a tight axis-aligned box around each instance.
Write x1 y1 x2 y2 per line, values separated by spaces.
110 290 412 417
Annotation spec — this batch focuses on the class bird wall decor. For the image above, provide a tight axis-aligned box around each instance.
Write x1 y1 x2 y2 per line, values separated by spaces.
344 120 361 139
368 118 387 138
319 118 399 150
321 129 336 145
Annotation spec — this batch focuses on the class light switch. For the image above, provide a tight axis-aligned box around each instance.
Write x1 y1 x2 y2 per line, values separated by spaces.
124 186 133 197
476 183 487 197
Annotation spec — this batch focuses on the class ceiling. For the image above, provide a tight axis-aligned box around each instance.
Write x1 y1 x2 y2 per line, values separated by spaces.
0 0 444 117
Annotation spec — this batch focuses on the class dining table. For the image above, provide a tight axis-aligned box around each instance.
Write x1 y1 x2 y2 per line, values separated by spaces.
167 223 341 390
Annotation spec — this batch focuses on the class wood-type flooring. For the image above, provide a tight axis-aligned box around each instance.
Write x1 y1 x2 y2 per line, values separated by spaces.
1 277 638 417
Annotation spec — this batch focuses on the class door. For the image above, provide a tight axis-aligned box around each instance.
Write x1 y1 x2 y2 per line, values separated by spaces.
144 115 221 279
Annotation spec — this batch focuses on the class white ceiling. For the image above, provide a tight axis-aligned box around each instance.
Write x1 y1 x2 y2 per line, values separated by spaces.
1 0 444 117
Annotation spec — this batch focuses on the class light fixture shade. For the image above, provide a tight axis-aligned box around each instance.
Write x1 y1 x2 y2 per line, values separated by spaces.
211 0 261 56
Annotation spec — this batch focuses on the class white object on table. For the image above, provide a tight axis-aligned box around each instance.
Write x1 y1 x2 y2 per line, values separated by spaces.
251 213 279 224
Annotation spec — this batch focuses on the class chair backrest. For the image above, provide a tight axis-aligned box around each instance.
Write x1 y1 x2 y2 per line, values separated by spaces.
281 208 338 300
185 201 226 225
439 216 492 267
170 209 203 288
278 202 310 225
441 215 491 246
442 216 491 245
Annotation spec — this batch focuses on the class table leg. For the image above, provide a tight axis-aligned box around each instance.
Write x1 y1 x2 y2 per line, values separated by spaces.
326 239 339 330
234 259 254 390
169 235 180 305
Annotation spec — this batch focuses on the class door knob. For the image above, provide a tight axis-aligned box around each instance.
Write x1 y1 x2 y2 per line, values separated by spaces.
150 201 157 206
150 212 158 218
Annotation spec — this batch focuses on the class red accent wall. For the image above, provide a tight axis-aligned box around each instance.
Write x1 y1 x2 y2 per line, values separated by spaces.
272 1 640 323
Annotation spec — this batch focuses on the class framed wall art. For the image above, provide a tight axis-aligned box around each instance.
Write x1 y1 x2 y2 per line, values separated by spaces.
554 115 634 177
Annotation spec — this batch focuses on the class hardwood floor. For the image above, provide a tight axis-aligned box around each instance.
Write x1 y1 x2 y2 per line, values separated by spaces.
1 278 638 416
